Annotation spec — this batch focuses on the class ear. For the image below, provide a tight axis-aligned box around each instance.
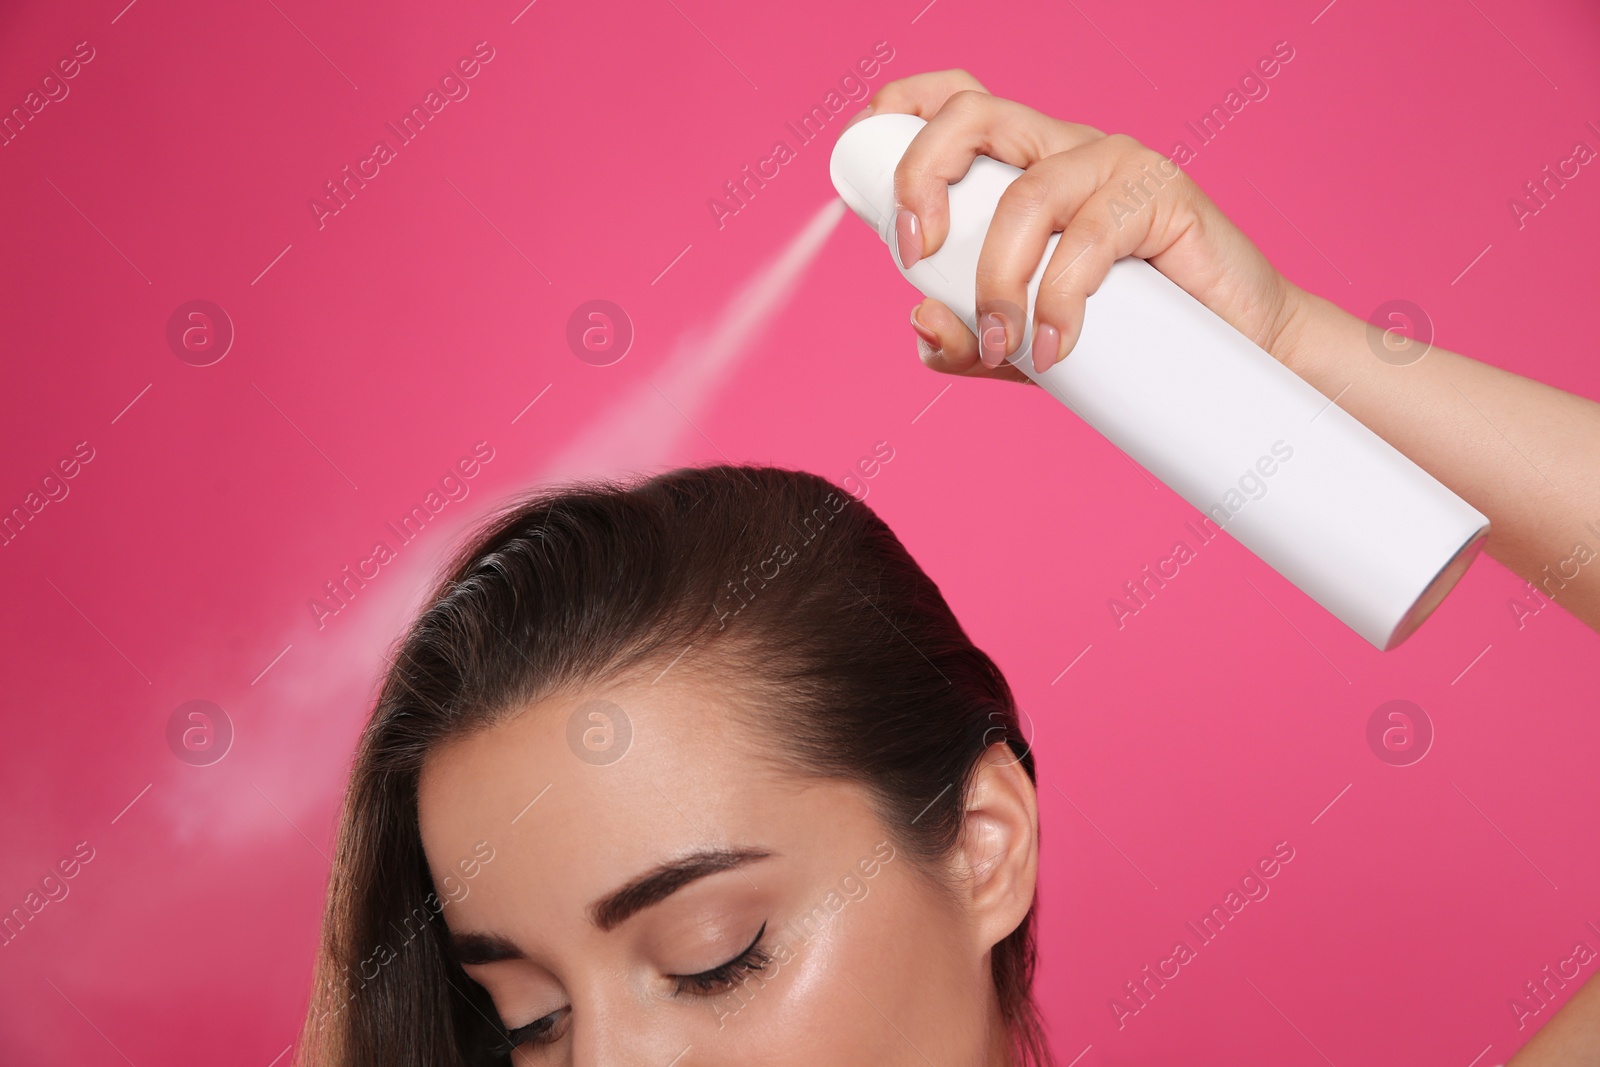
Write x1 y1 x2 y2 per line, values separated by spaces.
956 742 1039 951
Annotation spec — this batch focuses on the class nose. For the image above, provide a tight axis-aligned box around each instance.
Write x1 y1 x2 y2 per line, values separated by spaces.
565 998 698 1067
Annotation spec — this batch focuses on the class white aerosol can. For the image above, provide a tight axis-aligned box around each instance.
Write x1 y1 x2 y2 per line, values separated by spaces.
830 113 1489 650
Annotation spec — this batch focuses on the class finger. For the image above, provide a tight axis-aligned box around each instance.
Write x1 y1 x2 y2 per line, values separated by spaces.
893 91 1105 270
911 299 1032 385
971 137 1128 369
1028 136 1192 371
845 69 990 131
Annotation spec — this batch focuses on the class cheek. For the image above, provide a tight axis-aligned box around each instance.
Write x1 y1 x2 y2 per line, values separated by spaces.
700 872 979 1065
700 911 896 1064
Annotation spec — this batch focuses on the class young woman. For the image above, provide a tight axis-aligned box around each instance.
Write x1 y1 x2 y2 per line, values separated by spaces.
298 71 1600 1066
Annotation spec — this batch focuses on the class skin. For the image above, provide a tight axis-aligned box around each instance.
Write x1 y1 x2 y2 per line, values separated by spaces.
417 672 1039 1066
1508 971 1600 1067
851 69 1600 633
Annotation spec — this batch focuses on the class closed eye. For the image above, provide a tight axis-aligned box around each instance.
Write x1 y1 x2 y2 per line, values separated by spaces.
669 921 771 997
500 1007 567 1053
493 919 773 1052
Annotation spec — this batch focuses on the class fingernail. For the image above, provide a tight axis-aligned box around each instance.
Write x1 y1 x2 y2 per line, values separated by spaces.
1031 322 1061 373
910 305 940 347
894 209 922 270
980 312 1010 367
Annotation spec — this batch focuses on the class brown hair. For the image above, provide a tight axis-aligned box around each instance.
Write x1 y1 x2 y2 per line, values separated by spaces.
298 464 1050 1066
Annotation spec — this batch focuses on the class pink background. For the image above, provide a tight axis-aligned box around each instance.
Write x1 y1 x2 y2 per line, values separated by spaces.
2 0 1597 1063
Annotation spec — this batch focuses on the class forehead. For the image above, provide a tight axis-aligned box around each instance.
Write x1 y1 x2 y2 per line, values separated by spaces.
415 675 869 928
419 674 775 834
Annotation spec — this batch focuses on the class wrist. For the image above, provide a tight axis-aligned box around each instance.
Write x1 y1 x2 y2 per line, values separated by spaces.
1267 284 1363 395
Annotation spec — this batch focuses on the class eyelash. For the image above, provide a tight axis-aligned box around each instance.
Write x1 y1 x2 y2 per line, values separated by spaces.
670 920 772 997
499 1011 563 1055
496 922 772 1053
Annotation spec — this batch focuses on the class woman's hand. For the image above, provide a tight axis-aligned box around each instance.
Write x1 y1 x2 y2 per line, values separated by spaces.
844 69 1305 384
845 70 1600 636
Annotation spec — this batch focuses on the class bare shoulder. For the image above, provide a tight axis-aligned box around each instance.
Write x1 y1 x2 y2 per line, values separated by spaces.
1508 969 1600 1066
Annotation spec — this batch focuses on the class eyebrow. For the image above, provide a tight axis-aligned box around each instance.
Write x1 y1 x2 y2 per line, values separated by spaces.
447 846 773 965
452 930 524 966
590 846 772 932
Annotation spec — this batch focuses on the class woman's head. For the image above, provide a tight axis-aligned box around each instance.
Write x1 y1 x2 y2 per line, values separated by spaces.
301 465 1047 1066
